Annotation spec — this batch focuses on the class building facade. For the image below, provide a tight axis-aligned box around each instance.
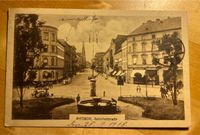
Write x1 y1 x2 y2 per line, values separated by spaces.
126 17 182 84
34 25 65 82
93 52 105 73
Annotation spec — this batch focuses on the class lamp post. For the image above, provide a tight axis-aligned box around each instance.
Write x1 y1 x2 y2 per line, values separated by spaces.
145 68 148 97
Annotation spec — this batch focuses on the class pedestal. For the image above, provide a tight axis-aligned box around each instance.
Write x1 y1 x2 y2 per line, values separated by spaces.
90 78 96 97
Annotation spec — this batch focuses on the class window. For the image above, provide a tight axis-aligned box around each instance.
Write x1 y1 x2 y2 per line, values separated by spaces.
43 45 48 52
151 41 158 51
43 57 48 65
142 58 146 65
132 43 137 52
129 46 131 53
51 57 54 66
51 71 54 78
51 33 56 42
142 42 146 52
43 71 49 79
132 56 137 65
152 34 156 39
132 37 135 41
52 46 55 53
142 55 147 65
43 32 49 41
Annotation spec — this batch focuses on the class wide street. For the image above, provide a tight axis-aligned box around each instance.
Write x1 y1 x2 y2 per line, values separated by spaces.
12 68 184 120
13 68 184 101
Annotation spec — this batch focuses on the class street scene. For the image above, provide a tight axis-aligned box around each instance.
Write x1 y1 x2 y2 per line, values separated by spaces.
11 11 186 121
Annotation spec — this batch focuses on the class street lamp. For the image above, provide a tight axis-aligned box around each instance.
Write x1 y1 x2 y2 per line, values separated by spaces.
144 68 148 97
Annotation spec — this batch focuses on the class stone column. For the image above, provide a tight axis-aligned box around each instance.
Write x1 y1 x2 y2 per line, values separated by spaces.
90 78 96 97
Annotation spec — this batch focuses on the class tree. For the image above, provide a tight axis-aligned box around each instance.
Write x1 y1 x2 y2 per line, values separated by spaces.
152 32 185 105
14 14 45 108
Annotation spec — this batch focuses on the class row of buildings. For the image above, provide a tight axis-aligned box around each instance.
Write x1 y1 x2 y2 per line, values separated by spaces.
33 25 86 82
94 17 183 85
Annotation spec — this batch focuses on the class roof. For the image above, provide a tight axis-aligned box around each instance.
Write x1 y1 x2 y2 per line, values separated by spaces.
130 17 181 35
113 35 127 54
95 52 105 57
113 35 127 46
40 25 58 30
57 39 71 48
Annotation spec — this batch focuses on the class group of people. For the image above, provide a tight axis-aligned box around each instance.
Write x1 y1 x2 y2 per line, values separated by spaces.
160 81 183 99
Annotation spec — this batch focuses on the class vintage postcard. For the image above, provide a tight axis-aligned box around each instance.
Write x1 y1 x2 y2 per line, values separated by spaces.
5 8 191 128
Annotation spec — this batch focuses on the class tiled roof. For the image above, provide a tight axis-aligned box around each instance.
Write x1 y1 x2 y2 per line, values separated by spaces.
57 39 71 48
113 35 127 46
130 17 181 35
114 35 127 54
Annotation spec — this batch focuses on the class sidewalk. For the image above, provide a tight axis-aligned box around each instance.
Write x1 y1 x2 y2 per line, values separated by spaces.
100 73 184 100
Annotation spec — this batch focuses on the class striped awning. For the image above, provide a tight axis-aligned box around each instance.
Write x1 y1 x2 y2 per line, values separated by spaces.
116 70 122 76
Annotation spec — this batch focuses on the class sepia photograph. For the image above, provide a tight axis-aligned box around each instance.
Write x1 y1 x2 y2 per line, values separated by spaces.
5 9 191 127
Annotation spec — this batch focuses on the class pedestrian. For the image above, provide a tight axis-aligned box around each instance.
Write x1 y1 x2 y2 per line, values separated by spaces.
136 85 141 93
76 94 80 103
103 91 106 97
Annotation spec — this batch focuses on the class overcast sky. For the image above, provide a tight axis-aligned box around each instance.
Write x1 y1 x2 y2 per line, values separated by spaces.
39 14 171 62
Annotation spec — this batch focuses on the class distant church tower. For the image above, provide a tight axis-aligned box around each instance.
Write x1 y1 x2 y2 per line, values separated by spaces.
82 41 86 68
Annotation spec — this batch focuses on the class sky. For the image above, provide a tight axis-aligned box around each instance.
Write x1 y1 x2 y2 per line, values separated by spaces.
38 14 172 62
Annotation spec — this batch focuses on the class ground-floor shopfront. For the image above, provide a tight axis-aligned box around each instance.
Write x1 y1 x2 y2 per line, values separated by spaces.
34 68 64 83
126 66 183 85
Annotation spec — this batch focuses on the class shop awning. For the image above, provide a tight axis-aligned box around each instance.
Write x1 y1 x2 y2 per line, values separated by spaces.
130 70 145 77
112 71 117 75
109 68 113 73
116 70 122 76
120 72 125 76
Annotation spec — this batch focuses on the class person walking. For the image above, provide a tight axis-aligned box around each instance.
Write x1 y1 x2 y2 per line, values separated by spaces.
136 85 141 93
76 94 80 103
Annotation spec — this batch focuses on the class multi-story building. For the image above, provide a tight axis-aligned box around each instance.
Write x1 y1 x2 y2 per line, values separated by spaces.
103 35 127 76
34 25 65 82
69 45 77 77
57 39 71 78
93 52 105 73
126 17 182 84
113 35 127 70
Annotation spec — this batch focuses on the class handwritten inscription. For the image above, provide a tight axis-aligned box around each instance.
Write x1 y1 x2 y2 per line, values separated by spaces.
67 120 128 127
